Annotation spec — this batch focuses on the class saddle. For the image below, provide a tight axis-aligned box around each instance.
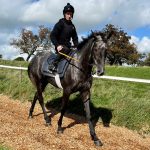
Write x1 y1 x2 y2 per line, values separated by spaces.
41 51 76 78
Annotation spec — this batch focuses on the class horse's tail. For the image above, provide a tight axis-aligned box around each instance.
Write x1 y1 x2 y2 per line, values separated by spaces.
27 64 31 79
27 51 48 86
27 56 39 87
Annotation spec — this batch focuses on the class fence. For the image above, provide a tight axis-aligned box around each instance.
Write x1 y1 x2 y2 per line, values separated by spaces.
1 64 150 84
0 65 27 70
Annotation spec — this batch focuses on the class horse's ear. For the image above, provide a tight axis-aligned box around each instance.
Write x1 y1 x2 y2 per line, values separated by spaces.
91 30 97 39
91 30 94 34
100 32 107 43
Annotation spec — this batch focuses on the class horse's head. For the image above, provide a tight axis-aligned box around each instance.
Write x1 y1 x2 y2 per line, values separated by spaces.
92 34 107 76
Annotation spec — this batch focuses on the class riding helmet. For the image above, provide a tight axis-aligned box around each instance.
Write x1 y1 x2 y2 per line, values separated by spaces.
63 3 74 15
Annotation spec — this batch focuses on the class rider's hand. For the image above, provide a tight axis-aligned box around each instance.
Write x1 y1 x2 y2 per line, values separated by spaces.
71 46 77 51
72 47 77 51
57 45 63 52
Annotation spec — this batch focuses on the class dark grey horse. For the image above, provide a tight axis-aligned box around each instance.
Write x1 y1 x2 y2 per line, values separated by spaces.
28 32 107 146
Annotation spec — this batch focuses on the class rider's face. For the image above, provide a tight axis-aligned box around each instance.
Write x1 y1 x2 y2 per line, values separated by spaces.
64 12 73 21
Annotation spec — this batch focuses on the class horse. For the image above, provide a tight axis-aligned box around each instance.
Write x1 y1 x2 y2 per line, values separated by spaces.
28 31 107 146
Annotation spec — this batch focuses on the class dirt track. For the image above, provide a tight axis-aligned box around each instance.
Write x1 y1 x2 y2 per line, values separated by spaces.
0 94 150 150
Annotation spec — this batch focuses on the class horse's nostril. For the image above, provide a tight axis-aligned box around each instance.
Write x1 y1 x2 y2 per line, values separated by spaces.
100 72 104 76
97 71 104 76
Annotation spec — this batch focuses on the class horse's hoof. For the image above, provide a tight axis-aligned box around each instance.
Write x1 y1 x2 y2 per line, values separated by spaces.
103 123 110 127
94 140 103 146
46 122 51 126
28 115 33 119
57 129 63 134
45 117 51 126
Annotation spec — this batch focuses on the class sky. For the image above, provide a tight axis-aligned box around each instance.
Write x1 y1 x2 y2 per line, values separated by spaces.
0 0 150 60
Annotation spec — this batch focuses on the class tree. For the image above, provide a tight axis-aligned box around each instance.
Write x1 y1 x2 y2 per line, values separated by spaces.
10 26 52 61
144 53 150 66
102 24 140 65
14 57 25 61
0 54 2 59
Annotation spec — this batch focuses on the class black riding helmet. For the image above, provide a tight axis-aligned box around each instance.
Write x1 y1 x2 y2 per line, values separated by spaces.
63 3 74 17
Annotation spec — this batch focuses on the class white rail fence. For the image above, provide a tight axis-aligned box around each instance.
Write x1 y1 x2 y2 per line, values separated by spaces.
0 65 27 70
1 65 150 84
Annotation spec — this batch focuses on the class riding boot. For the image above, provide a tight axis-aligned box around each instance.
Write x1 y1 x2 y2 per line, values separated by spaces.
48 46 70 73
48 54 61 73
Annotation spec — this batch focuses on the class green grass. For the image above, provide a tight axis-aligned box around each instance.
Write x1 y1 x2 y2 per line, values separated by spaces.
0 68 62 102
105 65 150 79
0 60 150 135
1 60 150 79
91 79 150 133
0 145 10 150
0 59 28 67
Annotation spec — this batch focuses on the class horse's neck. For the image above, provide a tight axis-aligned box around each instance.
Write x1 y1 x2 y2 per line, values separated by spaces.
78 38 94 66
70 38 94 76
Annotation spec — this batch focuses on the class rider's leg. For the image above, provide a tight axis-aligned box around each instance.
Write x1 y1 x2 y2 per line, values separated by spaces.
49 46 70 72
48 53 61 72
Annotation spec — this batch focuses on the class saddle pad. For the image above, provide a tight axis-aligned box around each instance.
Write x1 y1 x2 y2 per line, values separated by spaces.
41 51 76 78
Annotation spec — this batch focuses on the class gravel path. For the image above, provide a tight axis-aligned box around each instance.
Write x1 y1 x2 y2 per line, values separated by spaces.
0 95 150 150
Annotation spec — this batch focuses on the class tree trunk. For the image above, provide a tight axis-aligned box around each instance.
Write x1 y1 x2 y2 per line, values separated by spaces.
26 54 32 61
118 60 122 66
109 60 115 65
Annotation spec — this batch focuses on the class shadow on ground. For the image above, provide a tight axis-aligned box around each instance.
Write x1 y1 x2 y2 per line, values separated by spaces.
45 94 113 129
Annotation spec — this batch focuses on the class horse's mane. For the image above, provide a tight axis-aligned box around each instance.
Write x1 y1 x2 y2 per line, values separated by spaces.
77 31 103 50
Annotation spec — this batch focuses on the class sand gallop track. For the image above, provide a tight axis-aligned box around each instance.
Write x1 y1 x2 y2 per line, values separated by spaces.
0 95 150 150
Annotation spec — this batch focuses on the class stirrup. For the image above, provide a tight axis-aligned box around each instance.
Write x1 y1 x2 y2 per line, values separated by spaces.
48 65 57 73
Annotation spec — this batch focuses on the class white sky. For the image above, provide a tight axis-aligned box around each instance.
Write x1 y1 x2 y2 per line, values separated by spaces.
0 0 150 59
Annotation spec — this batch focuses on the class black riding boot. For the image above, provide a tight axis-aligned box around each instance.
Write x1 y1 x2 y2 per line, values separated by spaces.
48 54 61 73
49 46 70 73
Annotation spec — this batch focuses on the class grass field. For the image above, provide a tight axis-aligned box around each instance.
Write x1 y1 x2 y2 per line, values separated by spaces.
0 145 10 150
1 59 150 79
0 60 150 135
106 65 150 79
0 60 28 67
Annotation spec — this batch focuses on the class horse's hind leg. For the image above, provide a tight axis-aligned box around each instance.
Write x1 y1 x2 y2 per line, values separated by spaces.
28 91 38 118
29 82 47 117
57 91 70 133
37 86 51 126
29 82 50 125
81 90 103 146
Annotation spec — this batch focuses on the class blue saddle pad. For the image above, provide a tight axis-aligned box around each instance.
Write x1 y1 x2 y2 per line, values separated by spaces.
41 51 75 78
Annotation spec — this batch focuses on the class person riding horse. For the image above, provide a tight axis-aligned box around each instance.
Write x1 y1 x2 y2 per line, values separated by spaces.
49 3 78 72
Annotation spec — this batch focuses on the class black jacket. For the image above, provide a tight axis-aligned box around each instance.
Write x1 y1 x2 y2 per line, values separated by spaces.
50 18 78 50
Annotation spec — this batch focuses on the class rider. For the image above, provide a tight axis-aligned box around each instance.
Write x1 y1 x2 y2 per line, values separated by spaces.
49 3 78 72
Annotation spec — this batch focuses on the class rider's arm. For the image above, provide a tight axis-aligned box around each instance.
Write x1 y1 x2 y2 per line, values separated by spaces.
50 20 63 48
72 25 78 47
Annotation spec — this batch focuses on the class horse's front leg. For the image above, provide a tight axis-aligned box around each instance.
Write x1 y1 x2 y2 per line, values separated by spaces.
57 91 70 134
81 90 103 146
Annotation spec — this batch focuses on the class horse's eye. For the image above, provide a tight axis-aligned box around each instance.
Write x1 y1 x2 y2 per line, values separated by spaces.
93 48 97 52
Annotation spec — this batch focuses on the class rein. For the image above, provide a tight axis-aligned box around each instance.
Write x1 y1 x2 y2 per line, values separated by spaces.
59 51 80 62
69 39 96 76
58 38 96 76
59 38 95 65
